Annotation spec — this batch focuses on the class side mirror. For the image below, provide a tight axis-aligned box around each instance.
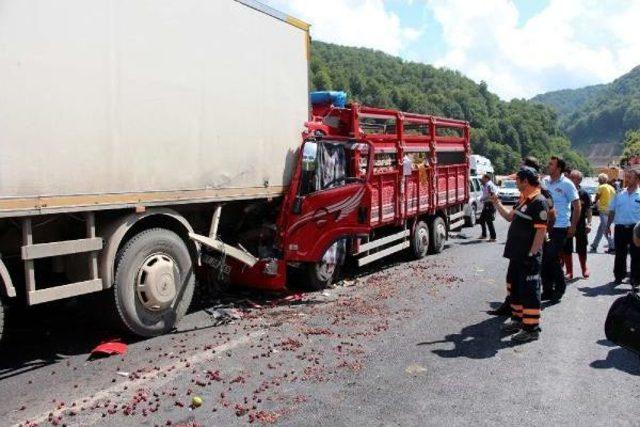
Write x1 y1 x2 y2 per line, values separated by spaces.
292 195 304 214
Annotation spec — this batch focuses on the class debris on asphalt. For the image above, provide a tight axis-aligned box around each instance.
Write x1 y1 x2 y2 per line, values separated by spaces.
205 307 244 326
191 396 203 408
405 364 428 375
90 340 127 358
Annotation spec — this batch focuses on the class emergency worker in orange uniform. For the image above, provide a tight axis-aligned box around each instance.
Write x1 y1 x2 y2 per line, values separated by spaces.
491 167 549 342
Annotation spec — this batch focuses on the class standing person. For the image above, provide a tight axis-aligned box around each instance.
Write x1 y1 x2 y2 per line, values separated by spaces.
491 167 548 342
478 174 498 241
590 174 616 253
541 156 581 302
488 156 549 316
606 168 640 289
562 170 592 278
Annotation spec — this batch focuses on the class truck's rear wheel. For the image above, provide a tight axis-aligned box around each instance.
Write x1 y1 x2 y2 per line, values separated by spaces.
114 228 195 337
410 221 430 259
0 297 6 344
305 240 345 291
429 217 446 254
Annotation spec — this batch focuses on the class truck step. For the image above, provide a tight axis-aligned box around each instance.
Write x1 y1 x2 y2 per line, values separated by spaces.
449 210 465 222
449 218 465 231
21 237 103 260
28 279 103 305
356 230 409 254
358 241 410 267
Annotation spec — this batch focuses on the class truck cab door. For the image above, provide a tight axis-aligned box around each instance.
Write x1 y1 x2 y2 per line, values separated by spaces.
283 140 370 262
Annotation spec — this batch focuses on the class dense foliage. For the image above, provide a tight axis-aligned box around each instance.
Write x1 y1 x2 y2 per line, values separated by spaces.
623 130 640 159
534 66 640 149
310 41 591 174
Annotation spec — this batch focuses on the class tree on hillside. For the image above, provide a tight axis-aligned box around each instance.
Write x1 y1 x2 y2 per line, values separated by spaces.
622 129 640 159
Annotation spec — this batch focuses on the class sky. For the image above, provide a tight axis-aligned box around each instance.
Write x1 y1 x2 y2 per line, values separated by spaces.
264 0 640 100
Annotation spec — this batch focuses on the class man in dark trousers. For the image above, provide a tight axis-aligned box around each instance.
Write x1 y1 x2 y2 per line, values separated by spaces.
606 168 640 290
541 156 580 302
478 174 498 241
562 169 592 279
491 167 549 342
489 156 547 316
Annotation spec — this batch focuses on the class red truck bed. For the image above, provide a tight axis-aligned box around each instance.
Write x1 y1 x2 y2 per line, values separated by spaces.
307 104 470 228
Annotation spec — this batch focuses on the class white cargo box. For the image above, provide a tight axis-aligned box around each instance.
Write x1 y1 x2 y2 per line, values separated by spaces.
0 0 310 216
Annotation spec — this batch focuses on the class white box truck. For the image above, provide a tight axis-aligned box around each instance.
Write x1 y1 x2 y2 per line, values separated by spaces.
0 0 310 337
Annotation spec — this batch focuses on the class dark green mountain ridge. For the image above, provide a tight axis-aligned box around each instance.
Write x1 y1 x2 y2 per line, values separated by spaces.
533 66 640 157
310 41 590 174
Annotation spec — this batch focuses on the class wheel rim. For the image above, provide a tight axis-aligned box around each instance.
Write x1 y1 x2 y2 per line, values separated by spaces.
316 247 337 282
437 222 446 245
417 227 429 251
136 253 178 312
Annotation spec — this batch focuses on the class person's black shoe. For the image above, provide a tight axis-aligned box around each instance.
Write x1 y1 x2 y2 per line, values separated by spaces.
512 329 539 343
541 292 554 301
488 302 511 316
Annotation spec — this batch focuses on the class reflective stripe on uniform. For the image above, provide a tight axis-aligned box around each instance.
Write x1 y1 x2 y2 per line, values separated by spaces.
514 210 533 221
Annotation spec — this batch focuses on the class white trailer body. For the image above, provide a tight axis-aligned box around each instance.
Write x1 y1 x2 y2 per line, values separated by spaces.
0 1 310 338
0 0 310 216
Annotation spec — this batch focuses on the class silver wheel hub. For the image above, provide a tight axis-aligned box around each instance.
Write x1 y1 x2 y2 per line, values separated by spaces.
136 253 178 311
418 228 429 248
437 223 446 243
317 246 337 281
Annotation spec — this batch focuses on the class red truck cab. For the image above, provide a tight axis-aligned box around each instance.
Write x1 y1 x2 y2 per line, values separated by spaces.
231 103 470 292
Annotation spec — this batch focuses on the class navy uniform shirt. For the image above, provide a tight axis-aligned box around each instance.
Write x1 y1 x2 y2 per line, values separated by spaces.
609 187 640 226
504 190 549 260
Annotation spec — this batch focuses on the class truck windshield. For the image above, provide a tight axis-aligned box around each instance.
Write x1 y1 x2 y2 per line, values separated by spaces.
300 141 347 195
502 180 516 189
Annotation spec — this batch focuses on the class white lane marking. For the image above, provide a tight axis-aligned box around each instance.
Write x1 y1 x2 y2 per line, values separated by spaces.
15 330 266 427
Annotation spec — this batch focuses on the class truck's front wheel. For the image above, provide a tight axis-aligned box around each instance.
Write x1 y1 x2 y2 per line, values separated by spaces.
305 240 345 291
410 221 430 259
114 228 195 337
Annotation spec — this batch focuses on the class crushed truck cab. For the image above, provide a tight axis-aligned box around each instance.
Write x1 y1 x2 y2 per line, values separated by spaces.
215 103 471 292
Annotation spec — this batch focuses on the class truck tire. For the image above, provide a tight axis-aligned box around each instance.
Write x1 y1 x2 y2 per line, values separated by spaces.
114 228 195 337
410 221 430 259
305 240 345 291
0 297 5 345
465 204 477 227
429 217 447 254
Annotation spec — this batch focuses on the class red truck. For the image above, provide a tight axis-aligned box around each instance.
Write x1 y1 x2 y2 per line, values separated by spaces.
223 102 471 292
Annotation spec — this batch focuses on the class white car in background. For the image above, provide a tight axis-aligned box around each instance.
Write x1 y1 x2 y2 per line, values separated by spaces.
498 179 520 204
464 176 483 226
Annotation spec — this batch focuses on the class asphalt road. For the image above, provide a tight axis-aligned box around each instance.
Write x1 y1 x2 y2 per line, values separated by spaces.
2 217 639 427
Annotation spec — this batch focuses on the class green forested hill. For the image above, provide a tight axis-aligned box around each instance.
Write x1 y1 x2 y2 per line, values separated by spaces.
310 41 590 174
533 66 640 149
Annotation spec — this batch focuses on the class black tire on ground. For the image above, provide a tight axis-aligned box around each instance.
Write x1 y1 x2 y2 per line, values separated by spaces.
0 297 5 344
465 204 477 227
305 241 345 291
114 228 195 337
410 221 430 259
429 216 447 254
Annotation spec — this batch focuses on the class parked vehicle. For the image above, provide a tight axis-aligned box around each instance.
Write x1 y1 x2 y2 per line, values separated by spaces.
498 180 520 204
0 0 311 339
0 1 470 340
470 155 494 178
582 180 598 215
464 176 483 226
